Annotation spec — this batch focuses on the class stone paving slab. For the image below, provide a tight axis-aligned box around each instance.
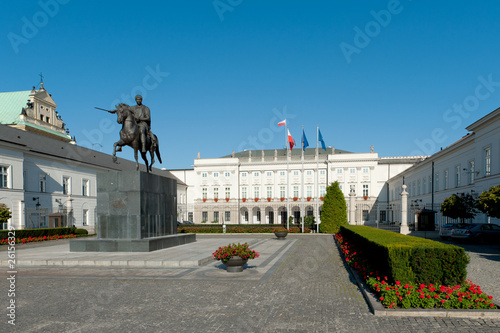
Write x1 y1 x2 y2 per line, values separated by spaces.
1 234 500 332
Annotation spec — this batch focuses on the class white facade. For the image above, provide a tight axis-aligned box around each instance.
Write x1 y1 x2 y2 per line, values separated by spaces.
387 107 500 226
171 149 423 225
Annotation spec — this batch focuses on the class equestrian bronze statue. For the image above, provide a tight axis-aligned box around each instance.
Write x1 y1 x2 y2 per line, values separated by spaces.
96 95 162 172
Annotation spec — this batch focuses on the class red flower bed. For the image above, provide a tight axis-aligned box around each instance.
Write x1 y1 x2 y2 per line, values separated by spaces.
0 234 76 245
335 232 497 310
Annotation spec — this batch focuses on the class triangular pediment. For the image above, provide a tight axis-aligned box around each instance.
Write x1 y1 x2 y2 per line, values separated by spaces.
33 89 57 107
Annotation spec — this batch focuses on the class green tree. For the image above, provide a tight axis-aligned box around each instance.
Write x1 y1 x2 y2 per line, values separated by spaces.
476 185 500 219
0 203 12 223
440 193 478 222
320 181 347 233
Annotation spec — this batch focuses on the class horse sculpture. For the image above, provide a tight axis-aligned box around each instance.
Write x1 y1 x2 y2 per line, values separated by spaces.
110 103 162 172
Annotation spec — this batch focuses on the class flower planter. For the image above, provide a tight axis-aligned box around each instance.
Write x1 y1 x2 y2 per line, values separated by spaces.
203 198 207 202
214 198 218 202
267 198 271 202
222 256 248 273
293 197 298 201
242 198 246 202
225 198 229 202
280 197 285 201
363 195 368 200
307 197 311 201
320 196 324 201
274 231 288 240
254 198 259 202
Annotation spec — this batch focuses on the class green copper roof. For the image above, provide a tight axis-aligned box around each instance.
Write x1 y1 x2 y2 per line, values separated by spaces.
0 90 31 124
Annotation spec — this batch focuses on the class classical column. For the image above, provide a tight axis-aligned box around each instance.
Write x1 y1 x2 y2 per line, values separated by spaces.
349 185 356 224
400 184 410 234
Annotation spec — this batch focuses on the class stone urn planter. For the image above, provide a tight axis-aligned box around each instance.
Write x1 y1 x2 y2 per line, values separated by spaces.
274 229 288 240
212 242 259 273
222 256 248 273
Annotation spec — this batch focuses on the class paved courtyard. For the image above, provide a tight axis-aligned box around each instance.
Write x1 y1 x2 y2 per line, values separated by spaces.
1 234 500 332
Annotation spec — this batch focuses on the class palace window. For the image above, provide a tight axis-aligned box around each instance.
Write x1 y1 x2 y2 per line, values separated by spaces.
253 172 260 177
202 172 207 178
319 186 326 197
455 165 461 187
349 168 356 174
280 186 285 198
293 186 299 198
242 187 247 199
306 170 312 176
484 146 491 176
320 170 326 175
253 186 260 198
82 179 89 196
241 172 247 177
279 171 285 176
63 176 71 195
213 187 219 199
202 211 208 222
444 169 449 189
224 172 230 177
266 171 273 177
306 186 312 197
213 211 219 222
337 168 343 174
202 188 207 199
363 168 369 173
0 166 8 188
213 172 219 178
225 211 231 222
40 173 47 193
468 160 475 184
83 209 88 226
225 187 230 198
267 186 272 198
362 184 369 196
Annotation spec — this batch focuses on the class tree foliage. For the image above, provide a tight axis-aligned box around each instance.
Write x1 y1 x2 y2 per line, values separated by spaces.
476 185 500 219
440 193 478 222
320 181 347 233
0 203 12 223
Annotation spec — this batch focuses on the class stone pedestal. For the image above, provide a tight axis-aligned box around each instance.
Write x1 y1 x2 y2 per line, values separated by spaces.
70 170 195 252
400 184 410 235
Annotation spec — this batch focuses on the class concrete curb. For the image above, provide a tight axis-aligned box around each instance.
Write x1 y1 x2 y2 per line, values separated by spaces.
335 238 500 319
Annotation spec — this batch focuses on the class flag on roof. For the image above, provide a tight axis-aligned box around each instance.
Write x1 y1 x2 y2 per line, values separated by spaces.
278 119 286 126
288 129 295 150
318 129 326 150
302 129 309 151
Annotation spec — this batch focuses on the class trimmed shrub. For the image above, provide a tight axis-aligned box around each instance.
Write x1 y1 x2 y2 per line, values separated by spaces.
339 225 469 285
320 181 347 233
0 227 74 240
75 228 89 235
177 225 308 234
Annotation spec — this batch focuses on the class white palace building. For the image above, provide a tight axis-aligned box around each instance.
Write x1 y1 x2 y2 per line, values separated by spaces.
172 107 500 228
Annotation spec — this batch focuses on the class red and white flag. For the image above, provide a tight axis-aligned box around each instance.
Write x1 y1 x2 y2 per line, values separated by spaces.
278 119 286 126
288 129 295 150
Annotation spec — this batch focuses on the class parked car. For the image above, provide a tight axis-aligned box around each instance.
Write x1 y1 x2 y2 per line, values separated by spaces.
451 223 500 243
182 221 194 225
439 223 467 240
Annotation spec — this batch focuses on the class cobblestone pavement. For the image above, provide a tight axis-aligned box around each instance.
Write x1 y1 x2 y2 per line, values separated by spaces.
1 234 500 333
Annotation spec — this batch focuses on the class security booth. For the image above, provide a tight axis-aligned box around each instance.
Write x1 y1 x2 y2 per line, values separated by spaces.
415 209 436 231
48 212 66 228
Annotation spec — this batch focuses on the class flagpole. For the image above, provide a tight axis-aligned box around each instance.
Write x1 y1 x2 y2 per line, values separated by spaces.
286 125 290 230
301 126 305 233
316 126 319 233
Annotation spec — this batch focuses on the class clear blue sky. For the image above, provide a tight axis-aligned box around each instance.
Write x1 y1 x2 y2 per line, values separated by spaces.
2 1 500 169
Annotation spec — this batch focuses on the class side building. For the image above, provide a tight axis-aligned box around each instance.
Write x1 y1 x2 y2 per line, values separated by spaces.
171 148 424 225
0 84 185 232
387 107 500 227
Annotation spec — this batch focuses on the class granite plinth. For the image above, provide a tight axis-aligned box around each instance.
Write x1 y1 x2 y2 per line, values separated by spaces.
69 234 196 252
70 170 194 252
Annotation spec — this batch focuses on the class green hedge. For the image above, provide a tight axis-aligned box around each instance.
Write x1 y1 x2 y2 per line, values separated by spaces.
339 225 469 286
178 225 308 234
74 228 89 235
0 227 75 240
